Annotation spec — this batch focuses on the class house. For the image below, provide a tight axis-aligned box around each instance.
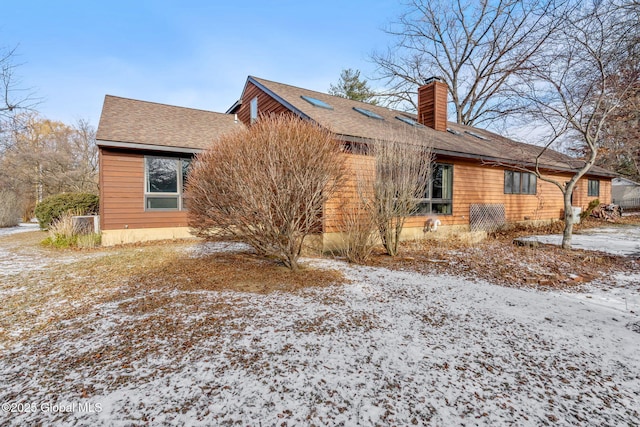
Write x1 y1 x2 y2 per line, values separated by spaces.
96 76 614 247
96 96 245 245
612 177 640 210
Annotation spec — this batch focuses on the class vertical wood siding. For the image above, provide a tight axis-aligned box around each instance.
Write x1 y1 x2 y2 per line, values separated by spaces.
417 81 448 131
236 82 292 126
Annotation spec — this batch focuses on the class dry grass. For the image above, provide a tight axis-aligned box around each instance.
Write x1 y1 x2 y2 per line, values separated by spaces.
133 252 345 294
371 218 640 290
0 236 190 347
0 234 344 349
1 216 637 349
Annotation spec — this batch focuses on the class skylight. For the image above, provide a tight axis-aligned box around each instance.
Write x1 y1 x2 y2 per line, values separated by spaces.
300 95 333 110
396 115 425 127
353 107 383 120
447 128 461 135
464 130 489 140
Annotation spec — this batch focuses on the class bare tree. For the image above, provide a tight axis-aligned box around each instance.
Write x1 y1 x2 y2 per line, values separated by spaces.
588 0 640 179
0 114 98 217
518 0 637 249
371 0 560 128
69 119 99 192
0 46 37 123
0 189 21 227
590 62 639 179
186 115 346 271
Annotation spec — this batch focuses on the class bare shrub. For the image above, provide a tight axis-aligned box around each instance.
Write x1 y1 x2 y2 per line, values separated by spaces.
337 199 378 263
0 189 22 227
352 132 433 257
186 115 346 271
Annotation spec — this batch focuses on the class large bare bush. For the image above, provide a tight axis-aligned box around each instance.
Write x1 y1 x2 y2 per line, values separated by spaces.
187 115 345 271
346 132 433 257
337 197 379 264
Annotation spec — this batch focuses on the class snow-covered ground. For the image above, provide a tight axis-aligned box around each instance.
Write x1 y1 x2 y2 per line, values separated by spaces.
1 243 639 426
524 225 640 256
0 223 39 237
0 225 106 278
524 226 640 315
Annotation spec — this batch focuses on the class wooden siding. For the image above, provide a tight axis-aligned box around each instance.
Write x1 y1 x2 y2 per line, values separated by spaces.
100 148 190 230
573 176 611 208
237 82 292 126
324 154 612 233
418 81 448 131
324 153 375 233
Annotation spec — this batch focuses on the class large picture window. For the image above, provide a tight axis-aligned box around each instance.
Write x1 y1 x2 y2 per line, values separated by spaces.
145 156 191 210
588 179 600 197
414 163 453 215
504 170 537 195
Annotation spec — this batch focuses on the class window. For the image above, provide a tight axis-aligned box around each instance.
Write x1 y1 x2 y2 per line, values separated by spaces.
301 95 333 110
250 97 258 123
353 107 383 120
464 130 489 140
504 170 537 195
414 163 453 215
588 179 600 197
145 156 191 210
396 115 425 127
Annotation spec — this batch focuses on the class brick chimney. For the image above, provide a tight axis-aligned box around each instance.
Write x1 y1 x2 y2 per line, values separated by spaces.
417 77 448 131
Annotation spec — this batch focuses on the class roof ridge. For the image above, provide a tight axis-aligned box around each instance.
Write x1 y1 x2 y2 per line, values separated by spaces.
250 76 398 112
103 94 232 117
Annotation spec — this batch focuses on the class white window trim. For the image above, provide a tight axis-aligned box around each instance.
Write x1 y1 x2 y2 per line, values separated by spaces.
250 96 258 124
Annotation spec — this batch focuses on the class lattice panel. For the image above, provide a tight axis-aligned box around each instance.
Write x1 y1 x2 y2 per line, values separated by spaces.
469 204 506 232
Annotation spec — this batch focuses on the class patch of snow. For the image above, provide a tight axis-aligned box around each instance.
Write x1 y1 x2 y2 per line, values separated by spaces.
524 225 640 256
0 249 106 278
0 223 39 237
185 241 255 258
565 272 640 315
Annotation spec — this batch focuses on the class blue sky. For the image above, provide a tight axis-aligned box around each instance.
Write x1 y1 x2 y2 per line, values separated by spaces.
3 1 405 127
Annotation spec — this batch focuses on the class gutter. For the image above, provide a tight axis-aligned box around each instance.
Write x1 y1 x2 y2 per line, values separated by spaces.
96 140 204 154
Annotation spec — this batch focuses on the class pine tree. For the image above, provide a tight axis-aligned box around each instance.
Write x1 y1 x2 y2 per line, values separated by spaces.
329 69 378 105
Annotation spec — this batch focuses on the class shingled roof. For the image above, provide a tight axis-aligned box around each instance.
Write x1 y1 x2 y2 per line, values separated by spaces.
96 95 244 152
245 76 614 177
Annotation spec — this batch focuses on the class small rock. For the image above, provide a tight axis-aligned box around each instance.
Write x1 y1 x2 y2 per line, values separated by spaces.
513 239 539 248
